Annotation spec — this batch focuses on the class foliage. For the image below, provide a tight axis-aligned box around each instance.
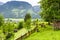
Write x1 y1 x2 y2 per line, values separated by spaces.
24 13 31 22
0 30 5 40
18 21 23 29
3 22 15 34
2 20 16 40
0 14 4 27
25 25 60 40
24 13 31 30
5 32 14 40
39 0 60 22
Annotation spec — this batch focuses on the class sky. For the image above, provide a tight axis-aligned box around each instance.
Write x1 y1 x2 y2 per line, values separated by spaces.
0 0 40 6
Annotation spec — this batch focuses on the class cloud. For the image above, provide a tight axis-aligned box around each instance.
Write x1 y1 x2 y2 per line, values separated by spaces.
0 0 40 6
17 0 40 6
0 0 10 3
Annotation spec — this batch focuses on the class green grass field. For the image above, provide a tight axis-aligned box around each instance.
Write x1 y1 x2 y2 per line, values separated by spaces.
1 18 60 40
25 25 60 40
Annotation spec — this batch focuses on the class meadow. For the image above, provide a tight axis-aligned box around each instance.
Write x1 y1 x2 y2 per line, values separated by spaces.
0 19 60 40
25 25 60 40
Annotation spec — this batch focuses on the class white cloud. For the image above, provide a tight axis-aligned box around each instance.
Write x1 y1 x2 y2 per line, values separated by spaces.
18 0 40 6
0 0 10 3
0 0 40 6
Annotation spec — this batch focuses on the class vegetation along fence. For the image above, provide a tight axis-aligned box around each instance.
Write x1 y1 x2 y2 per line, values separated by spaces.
16 26 37 40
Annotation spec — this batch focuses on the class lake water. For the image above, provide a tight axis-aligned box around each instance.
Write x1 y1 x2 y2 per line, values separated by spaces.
4 18 41 23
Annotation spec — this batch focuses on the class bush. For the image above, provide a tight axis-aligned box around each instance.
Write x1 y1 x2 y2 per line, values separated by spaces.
0 30 5 40
18 22 23 30
0 15 4 27
3 22 15 34
6 32 14 40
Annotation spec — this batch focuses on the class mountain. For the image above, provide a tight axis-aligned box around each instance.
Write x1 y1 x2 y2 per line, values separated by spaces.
27 9 40 19
32 5 40 13
0 1 32 12
3 1 32 9
0 1 32 18
0 1 40 19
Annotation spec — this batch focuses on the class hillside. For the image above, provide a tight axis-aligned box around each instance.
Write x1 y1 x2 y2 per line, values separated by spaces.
0 1 40 19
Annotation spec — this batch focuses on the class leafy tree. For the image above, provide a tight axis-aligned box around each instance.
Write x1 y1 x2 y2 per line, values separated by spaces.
35 19 40 32
24 13 31 22
3 22 15 34
0 30 5 40
24 13 31 30
0 14 4 27
18 21 23 29
39 0 59 22
2 20 15 40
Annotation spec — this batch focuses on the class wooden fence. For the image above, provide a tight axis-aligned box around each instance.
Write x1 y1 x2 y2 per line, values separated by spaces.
16 26 37 40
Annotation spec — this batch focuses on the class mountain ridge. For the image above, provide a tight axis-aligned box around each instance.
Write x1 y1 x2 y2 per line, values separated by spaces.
0 1 40 19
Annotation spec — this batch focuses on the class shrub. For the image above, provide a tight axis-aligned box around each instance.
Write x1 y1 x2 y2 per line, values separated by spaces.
18 21 23 30
2 21 15 40
0 15 4 27
6 32 14 40
0 30 5 40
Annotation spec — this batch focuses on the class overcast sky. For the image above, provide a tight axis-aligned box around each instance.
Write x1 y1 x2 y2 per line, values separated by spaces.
0 0 40 6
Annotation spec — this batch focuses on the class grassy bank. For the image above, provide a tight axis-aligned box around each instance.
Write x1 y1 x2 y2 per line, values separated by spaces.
25 25 60 40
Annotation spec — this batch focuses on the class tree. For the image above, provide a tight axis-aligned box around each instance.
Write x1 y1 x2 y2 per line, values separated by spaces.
0 30 5 40
35 19 40 32
18 21 23 30
39 0 59 22
2 20 15 40
24 13 31 30
0 14 4 27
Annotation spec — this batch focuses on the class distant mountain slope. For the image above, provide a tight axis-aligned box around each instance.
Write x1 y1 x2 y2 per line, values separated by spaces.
3 1 32 9
32 5 40 13
0 1 32 12
0 1 40 19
